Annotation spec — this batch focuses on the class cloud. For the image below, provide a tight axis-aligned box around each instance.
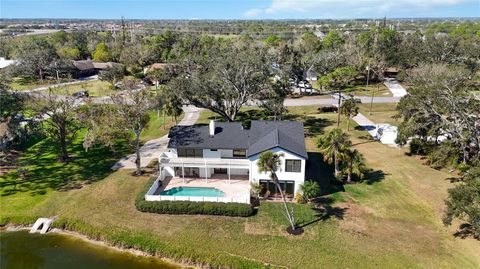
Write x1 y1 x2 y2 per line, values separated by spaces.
244 8 263 17
249 0 473 17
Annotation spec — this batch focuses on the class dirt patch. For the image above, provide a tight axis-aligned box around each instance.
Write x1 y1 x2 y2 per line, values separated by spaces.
0 150 20 176
337 202 369 236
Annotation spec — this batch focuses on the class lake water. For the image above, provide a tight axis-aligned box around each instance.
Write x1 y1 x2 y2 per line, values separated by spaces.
0 231 181 269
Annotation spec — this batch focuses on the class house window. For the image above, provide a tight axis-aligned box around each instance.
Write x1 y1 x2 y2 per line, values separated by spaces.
233 149 246 158
210 149 218 151
177 148 203 158
259 180 295 199
285 159 301 172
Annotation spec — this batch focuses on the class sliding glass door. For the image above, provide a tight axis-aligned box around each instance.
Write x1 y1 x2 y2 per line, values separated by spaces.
259 180 295 199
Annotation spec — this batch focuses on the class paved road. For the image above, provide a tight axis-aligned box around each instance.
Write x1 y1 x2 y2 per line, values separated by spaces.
111 106 202 170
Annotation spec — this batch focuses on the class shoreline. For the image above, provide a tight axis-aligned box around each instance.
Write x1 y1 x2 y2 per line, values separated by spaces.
2 224 198 269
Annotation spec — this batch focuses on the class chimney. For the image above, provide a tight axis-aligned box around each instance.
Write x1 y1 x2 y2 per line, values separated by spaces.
209 120 215 137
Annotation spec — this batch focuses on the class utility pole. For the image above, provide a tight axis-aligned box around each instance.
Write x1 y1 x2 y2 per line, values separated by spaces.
366 65 373 115
121 16 126 45
336 88 342 128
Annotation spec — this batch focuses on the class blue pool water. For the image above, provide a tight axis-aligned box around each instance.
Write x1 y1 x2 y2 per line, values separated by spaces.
161 187 225 197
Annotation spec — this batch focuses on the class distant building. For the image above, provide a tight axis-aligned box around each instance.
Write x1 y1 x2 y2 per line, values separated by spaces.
72 60 123 77
383 67 399 78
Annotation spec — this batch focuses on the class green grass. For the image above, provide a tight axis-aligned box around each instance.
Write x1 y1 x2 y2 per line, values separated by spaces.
10 77 73 91
48 80 117 97
2 105 480 268
344 82 392 97
313 81 392 97
358 103 401 126
140 110 183 143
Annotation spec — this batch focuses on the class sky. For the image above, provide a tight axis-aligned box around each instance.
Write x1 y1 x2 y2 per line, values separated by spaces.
1 0 479 20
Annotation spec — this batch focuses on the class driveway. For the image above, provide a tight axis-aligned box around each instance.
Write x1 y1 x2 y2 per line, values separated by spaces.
112 106 202 170
384 79 407 97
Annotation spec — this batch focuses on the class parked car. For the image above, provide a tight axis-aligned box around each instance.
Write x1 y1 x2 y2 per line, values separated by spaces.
72 90 89 98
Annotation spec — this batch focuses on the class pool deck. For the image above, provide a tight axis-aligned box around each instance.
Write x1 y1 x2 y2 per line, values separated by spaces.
155 176 250 200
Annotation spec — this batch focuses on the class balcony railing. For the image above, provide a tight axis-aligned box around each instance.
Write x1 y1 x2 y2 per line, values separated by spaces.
160 157 251 169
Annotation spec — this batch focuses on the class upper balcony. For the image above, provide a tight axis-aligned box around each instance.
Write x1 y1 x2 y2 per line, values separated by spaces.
160 151 251 169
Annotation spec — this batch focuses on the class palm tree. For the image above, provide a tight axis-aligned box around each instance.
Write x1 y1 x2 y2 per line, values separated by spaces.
342 148 367 183
300 181 321 202
316 128 352 180
340 97 360 131
257 151 296 230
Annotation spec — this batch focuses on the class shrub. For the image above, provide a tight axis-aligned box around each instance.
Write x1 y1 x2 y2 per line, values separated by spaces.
409 138 431 155
300 181 321 202
318 106 338 113
146 158 159 169
135 200 254 217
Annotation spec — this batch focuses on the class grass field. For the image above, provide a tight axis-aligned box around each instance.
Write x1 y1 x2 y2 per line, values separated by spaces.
1 106 479 268
312 81 392 97
48 80 118 97
140 110 183 142
345 82 392 97
10 77 73 91
358 103 401 126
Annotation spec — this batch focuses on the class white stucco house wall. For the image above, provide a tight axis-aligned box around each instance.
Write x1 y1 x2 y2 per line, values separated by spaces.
158 120 308 199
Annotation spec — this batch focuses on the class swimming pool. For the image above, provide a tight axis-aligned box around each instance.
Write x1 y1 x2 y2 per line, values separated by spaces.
160 187 225 197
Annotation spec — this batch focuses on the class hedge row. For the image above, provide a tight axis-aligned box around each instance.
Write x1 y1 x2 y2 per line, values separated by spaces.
135 177 254 217
136 199 254 217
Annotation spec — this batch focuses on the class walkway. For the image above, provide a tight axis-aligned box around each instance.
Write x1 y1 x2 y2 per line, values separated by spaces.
112 106 202 170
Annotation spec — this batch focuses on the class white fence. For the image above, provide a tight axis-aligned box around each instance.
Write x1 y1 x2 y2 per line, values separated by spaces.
145 194 250 204
144 169 250 204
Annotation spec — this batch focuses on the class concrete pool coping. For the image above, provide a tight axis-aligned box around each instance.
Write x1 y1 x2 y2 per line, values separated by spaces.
153 176 250 201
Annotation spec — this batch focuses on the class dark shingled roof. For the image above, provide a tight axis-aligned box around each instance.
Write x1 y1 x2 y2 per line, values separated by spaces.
168 120 307 159
73 60 123 71
73 60 95 71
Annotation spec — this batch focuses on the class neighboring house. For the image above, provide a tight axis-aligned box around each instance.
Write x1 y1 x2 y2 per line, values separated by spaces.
160 120 307 199
73 60 123 78
383 67 399 78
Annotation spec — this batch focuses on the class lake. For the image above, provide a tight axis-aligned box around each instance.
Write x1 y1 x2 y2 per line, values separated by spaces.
0 231 181 269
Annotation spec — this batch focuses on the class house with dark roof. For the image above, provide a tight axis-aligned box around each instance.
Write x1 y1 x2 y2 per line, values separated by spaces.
156 120 307 201
73 60 123 78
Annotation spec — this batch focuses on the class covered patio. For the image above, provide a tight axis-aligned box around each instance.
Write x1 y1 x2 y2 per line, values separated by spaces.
160 155 251 184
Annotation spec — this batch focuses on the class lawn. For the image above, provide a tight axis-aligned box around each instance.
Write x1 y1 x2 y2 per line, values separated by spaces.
10 77 73 91
344 82 392 97
48 80 117 97
1 106 479 268
313 81 392 97
140 110 184 142
358 103 401 126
